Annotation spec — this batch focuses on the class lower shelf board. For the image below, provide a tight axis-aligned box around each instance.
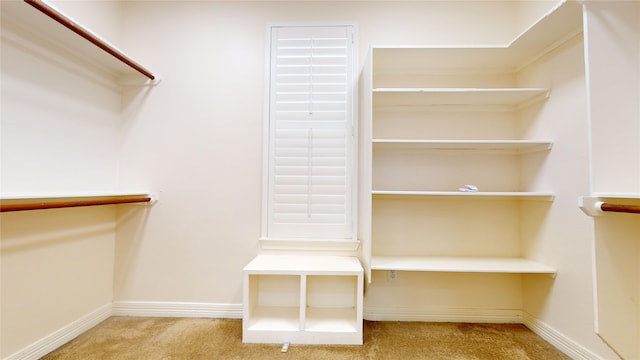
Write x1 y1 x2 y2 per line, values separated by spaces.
246 306 299 331
246 306 360 333
372 190 555 200
305 307 359 333
371 256 557 275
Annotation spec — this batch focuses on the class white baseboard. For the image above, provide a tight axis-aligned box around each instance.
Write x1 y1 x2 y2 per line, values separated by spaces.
364 305 523 323
112 301 243 319
4 303 112 360
521 312 604 360
3 302 601 360
364 306 604 360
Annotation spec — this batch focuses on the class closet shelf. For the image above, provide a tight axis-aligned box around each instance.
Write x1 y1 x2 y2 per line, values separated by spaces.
371 1 582 72
371 256 557 275
591 193 640 199
243 254 363 275
372 191 554 200
0 193 156 212
372 88 549 107
1 0 158 84
372 139 553 153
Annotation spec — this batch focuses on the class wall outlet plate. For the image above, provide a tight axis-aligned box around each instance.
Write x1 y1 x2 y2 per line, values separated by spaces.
387 270 398 282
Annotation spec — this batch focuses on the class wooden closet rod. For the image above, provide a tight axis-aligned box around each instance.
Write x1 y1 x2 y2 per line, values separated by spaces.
0 196 152 212
24 0 156 80
600 203 640 214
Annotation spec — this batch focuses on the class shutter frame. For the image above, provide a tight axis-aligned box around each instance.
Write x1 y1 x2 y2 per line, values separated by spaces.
264 25 356 241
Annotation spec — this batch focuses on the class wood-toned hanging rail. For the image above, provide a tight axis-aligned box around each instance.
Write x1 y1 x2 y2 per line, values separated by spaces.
0 196 152 212
24 0 156 80
600 203 640 214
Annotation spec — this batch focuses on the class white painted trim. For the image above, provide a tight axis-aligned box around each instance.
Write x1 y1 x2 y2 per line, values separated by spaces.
261 23 359 243
259 238 360 252
364 307 605 360
521 312 604 360
363 306 522 323
4 303 112 360
2 302 603 360
112 301 243 319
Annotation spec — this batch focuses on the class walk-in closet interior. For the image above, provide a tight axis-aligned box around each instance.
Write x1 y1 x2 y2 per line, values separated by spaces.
1 0 638 359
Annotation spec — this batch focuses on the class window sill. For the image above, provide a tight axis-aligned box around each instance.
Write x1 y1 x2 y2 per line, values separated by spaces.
259 238 360 252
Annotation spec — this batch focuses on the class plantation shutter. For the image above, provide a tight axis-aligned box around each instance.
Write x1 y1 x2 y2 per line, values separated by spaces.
266 25 355 240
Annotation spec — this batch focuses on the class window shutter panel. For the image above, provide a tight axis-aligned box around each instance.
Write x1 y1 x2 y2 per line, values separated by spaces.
267 26 354 240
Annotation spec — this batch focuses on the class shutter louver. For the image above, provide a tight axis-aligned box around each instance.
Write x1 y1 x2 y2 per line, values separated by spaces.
267 26 354 240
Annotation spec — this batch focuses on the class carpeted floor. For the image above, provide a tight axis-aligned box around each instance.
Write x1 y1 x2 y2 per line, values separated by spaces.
41 317 571 359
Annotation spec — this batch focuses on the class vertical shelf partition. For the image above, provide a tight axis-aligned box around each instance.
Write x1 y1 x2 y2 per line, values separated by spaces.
581 2 640 358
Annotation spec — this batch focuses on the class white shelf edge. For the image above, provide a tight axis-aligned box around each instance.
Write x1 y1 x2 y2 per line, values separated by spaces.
371 139 553 153
372 191 555 200
243 254 363 275
372 87 549 93
591 193 640 199
370 256 557 275
259 238 360 252
372 88 550 108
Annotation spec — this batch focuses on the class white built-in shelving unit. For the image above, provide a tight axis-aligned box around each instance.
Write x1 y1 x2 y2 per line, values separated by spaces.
359 0 583 280
371 256 557 274
243 255 363 345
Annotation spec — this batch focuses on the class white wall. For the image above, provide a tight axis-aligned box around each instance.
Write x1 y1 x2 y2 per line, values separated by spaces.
1 208 115 358
114 0 521 305
517 34 616 358
0 1 123 357
582 2 640 358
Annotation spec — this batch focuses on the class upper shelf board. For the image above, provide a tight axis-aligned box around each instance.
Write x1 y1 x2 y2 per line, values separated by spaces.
372 191 555 200
591 193 640 200
372 139 553 153
372 88 550 107
371 0 582 72
371 256 557 274
243 255 363 276
1 0 158 83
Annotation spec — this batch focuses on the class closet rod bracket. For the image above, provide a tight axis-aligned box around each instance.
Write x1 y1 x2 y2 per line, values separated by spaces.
579 196 640 216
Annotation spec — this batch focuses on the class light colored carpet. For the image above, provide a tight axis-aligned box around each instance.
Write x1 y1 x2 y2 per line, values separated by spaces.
41 317 571 359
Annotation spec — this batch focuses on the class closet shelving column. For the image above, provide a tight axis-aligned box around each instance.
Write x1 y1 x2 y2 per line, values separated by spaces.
360 0 583 280
368 48 556 275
